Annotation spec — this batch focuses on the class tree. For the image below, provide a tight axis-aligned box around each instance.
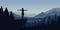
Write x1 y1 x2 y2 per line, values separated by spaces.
10 11 14 20
53 14 58 22
0 6 3 14
47 16 51 24
9 11 14 27
4 7 9 16
3 7 9 25
0 6 3 16
0 6 4 29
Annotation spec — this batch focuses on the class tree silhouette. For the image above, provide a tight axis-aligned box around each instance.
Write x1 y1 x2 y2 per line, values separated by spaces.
0 6 3 19
4 7 9 16
0 6 3 14
0 6 4 30
10 11 14 20
47 16 51 24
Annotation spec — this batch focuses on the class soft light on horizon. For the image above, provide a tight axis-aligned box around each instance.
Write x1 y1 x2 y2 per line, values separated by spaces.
0 0 60 17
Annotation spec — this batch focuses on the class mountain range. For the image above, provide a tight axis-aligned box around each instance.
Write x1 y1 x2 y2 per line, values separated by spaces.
12 8 60 26
35 8 60 18
25 8 60 26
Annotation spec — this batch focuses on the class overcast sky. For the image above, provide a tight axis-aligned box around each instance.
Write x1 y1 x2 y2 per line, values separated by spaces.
0 0 60 17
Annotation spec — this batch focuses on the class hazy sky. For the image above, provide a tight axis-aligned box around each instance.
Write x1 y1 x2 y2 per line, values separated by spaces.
0 0 60 17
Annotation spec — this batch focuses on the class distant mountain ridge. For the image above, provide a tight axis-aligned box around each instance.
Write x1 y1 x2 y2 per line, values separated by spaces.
35 8 60 18
25 8 60 27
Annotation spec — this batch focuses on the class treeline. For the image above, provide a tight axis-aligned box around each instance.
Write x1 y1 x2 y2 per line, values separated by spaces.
0 6 27 30
24 14 60 30
37 15 60 30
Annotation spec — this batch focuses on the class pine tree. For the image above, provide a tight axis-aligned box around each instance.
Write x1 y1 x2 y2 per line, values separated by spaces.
0 6 3 20
10 11 14 20
9 11 14 25
47 16 51 24
4 7 9 16
0 6 3 13
3 7 9 24
54 14 58 22
0 6 3 16
0 6 4 28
